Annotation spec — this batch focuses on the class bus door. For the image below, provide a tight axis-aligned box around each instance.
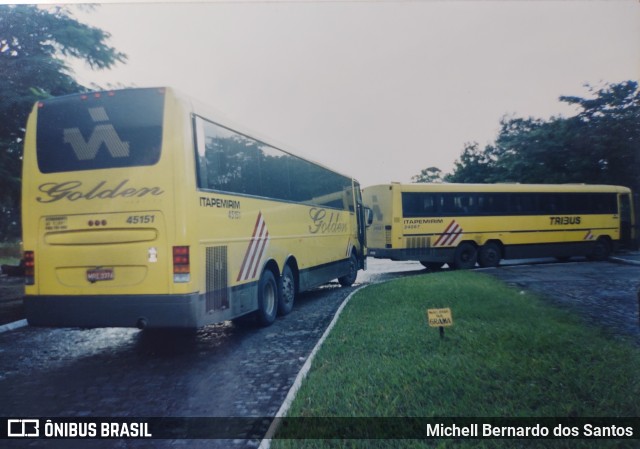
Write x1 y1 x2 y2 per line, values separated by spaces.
354 181 367 269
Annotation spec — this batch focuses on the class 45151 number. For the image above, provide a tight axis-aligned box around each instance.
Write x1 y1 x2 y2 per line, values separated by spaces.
126 215 155 224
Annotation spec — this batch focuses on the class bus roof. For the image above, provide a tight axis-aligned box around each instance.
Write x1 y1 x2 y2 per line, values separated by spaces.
365 183 632 194
36 86 357 184
173 88 358 183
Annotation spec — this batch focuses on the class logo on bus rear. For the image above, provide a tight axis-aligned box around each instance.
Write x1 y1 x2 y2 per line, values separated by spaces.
36 180 164 203
64 107 130 161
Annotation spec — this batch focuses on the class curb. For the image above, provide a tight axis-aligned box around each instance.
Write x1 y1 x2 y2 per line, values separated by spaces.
0 319 28 334
609 256 640 267
258 284 369 449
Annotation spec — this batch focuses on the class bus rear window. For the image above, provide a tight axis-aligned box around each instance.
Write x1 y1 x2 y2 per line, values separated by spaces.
36 88 165 173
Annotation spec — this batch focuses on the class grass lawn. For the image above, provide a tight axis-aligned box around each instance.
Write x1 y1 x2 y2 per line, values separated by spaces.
271 271 640 448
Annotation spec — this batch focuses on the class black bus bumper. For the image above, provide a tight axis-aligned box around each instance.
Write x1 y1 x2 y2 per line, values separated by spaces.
24 293 203 329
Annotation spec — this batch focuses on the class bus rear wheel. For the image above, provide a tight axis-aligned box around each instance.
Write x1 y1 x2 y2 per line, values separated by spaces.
278 265 296 316
478 242 501 268
453 242 477 270
256 269 278 326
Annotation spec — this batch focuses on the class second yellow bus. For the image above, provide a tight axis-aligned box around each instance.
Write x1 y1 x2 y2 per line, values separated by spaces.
364 183 635 269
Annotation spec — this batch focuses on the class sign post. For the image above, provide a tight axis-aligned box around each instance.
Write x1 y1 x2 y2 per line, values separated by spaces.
427 307 453 339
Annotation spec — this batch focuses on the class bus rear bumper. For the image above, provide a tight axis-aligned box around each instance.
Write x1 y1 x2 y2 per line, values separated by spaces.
24 293 202 329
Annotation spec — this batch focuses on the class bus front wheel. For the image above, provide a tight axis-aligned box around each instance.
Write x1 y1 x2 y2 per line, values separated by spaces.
338 253 358 287
588 238 611 262
453 242 477 270
420 261 444 271
256 270 278 326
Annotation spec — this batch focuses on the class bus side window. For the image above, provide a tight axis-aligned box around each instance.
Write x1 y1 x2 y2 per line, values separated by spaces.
422 194 436 215
459 195 474 215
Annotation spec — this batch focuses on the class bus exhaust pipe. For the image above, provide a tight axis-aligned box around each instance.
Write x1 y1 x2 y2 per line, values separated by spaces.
136 318 148 330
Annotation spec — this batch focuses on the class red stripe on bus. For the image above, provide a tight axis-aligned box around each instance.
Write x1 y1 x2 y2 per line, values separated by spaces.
434 220 457 246
245 220 267 280
250 229 269 280
441 223 462 246
237 212 265 281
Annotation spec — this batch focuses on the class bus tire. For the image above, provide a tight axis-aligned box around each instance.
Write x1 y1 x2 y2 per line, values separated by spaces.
278 265 296 316
256 269 278 326
453 242 477 270
478 242 501 268
588 238 611 262
338 253 358 287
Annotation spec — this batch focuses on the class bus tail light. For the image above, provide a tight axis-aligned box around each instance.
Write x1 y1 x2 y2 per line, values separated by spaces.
24 251 35 285
173 246 190 283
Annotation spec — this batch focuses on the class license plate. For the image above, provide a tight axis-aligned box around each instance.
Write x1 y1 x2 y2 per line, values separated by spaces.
87 268 114 283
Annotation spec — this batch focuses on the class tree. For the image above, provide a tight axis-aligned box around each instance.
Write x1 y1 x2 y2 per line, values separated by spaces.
443 81 639 192
490 116 580 183
443 142 499 183
411 166 443 183
559 81 640 193
0 5 126 241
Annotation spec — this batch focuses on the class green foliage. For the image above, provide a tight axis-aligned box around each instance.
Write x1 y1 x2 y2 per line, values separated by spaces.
0 5 126 241
445 142 498 184
418 81 639 191
411 166 443 183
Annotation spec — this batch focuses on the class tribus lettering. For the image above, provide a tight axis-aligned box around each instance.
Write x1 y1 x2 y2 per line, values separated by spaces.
550 216 581 225
37 180 164 203
309 207 347 234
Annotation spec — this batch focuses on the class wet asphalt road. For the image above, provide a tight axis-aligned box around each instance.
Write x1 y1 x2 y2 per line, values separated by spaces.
0 281 361 449
0 258 638 448
483 260 640 345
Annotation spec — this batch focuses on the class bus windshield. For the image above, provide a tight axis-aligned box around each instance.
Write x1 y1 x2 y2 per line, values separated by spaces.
36 88 165 173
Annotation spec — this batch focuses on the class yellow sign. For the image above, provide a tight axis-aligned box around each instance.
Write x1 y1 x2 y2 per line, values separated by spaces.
427 308 453 327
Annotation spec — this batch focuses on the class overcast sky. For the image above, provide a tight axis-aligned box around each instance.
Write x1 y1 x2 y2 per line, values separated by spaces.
67 1 639 187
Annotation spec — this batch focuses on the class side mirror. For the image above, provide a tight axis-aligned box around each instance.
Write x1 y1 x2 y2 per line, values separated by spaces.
365 207 374 227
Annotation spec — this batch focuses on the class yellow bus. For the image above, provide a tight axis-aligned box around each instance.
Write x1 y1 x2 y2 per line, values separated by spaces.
22 87 367 329
363 183 635 270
